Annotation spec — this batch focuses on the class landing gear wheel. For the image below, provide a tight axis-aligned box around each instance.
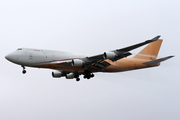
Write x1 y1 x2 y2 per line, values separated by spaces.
76 78 80 82
90 74 94 78
22 70 26 74
83 70 95 80
21 66 26 74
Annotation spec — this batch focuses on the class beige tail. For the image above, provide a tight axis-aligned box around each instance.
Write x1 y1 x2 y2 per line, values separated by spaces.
134 39 163 60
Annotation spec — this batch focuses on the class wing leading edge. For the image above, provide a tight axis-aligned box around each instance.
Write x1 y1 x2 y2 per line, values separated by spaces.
82 35 160 62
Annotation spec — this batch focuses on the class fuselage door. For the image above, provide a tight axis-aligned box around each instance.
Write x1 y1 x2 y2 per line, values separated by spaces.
29 53 33 60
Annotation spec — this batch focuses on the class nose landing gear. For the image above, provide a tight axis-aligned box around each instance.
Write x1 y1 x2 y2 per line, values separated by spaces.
23 70 26 74
21 65 26 74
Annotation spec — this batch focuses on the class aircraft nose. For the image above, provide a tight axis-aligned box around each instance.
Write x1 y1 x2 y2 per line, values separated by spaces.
5 54 12 61
5 55 7 59
5 52 19 63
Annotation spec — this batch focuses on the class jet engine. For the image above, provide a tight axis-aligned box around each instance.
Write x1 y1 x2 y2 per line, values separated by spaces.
66 73 75 79
52 71 63 78
71 59 85 67
103 52 117 60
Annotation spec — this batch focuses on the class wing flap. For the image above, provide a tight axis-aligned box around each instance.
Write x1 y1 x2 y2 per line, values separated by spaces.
88 61 111 71
54 58 111 71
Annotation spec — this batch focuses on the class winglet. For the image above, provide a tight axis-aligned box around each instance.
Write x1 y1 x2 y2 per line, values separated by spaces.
145 35 161 43
142 56 174 66
116 35 161 53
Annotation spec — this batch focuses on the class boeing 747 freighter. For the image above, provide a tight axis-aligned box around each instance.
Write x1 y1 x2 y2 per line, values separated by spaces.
5 36 174 81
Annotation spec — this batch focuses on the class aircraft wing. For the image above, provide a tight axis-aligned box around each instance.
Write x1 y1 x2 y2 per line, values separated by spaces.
82 35 160 62
114 35 160 53
56 58 111 71
57 36 160 71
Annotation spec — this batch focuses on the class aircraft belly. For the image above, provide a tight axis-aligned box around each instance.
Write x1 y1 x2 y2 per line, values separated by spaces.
33 64 85 72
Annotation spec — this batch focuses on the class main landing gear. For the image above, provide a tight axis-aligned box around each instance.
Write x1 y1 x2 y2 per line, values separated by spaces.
83 70 94 80
75 70 94 82
76 77 80 82
21 65 26 74
74 74 80 82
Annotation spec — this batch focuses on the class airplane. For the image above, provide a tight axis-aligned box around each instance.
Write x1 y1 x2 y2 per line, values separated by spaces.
5 36 174 81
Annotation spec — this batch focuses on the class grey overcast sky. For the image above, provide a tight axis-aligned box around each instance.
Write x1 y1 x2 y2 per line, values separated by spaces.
0 0 179 120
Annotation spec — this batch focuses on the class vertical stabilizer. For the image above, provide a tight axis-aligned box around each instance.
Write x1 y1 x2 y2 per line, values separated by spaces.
133 39 162 60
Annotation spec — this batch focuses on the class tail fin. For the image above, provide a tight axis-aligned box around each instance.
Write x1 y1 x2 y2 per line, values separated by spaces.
133 39 163 60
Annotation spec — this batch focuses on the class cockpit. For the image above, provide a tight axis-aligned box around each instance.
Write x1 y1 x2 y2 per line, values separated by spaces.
17 48 22 50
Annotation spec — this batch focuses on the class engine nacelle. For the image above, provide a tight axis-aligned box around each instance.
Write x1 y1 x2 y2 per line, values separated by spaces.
52 71 63 78
71 59 85 67
66 73 75 79
103 52 117 60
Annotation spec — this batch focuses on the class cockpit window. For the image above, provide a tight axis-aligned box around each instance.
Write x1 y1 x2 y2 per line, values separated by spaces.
17 48 22 50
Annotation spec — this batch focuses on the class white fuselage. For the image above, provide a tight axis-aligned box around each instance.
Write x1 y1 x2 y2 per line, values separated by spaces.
5 48 85 67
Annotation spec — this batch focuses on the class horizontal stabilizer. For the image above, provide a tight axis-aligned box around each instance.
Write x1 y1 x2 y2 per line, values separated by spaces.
142 56 174 66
